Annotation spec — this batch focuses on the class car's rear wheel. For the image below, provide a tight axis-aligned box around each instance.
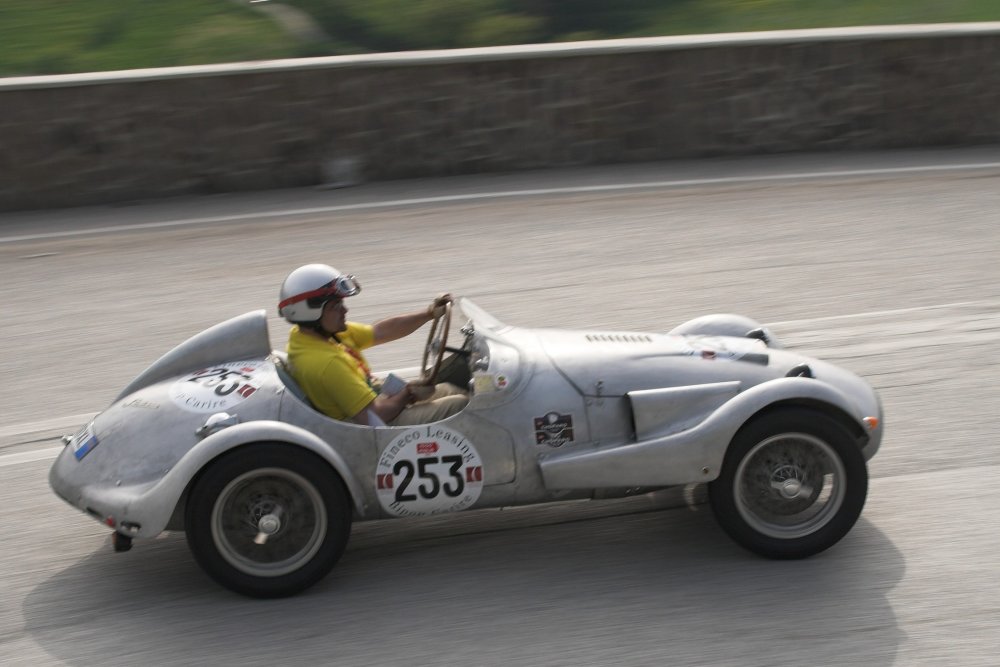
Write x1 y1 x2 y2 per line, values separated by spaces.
186 443 352 597
709 408 868 559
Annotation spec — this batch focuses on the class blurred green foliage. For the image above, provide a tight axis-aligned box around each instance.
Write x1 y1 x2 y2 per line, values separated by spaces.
0 0 299 76
637 0 1000 35
283 0 1000 50
3 0 999 76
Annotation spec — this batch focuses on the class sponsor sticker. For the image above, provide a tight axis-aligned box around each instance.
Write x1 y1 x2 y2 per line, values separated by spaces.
122 398 159 410
71 421 99 460
472 373 510 395
534 412 575 447
473 375 496 394
376 425 484 517
684 336 746 362
683 336 770 365
169 360 267 413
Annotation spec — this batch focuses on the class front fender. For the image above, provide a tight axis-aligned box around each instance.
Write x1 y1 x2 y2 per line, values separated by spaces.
669 313 781 348
79 420 367 539
540 376 870 490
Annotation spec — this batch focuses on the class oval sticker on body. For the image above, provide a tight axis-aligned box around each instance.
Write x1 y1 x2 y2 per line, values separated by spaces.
376 425 484 517
169 360 267 413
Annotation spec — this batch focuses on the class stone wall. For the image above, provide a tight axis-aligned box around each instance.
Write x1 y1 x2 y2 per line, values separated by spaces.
2 24 1000 211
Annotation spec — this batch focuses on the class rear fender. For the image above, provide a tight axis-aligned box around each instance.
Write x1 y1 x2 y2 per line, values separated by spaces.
101 420 366 538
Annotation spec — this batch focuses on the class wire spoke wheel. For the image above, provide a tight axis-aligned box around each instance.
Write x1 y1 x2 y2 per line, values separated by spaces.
212 468 327 578
186 444 351 597
710 408 868 559
735 433 845 539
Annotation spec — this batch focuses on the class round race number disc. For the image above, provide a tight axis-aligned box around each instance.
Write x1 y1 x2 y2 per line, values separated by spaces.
376 425 484 517
169 360 267 413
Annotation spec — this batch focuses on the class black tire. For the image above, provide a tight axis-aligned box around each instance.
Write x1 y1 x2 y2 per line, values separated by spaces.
709 408 868 559
185 443 352 598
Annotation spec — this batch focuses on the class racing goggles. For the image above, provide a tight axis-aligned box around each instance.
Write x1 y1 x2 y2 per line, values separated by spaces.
323 274 361 298
279 274 362 310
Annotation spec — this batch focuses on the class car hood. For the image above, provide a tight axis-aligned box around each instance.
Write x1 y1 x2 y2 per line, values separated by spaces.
535 328 811 396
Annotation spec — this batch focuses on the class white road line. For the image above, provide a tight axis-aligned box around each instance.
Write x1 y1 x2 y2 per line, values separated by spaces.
0 413 94 439
768 300 993 327
2 161 1000 244
0 446 65 468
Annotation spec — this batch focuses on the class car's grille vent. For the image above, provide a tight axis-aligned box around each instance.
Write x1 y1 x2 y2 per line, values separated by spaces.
585 334 654 343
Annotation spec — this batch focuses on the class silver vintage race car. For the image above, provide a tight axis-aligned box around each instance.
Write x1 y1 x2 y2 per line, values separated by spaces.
50 298 883 597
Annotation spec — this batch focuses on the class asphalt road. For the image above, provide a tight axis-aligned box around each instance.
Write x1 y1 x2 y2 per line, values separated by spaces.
1 148 999 666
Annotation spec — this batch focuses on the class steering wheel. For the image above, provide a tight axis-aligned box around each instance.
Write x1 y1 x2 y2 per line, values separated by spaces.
420 301 452 385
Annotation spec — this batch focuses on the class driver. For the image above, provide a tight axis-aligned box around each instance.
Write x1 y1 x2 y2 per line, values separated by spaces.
278 264 467 426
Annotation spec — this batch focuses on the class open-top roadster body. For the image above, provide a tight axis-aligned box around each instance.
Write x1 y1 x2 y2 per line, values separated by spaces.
50 298 883 597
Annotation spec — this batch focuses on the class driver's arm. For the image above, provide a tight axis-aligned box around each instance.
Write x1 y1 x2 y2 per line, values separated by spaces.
350 386 414 425
372 294 453 345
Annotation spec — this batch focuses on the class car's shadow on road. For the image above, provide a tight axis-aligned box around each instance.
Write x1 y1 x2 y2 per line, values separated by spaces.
24 492 904 666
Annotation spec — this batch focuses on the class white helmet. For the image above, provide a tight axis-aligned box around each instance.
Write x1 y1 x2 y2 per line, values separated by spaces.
278 264 361 323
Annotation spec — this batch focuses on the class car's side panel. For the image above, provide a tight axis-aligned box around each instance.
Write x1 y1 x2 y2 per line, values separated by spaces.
276 383 380 512
469 329 595 506
629 381 741 441
366 413 518 518
538 376 870 490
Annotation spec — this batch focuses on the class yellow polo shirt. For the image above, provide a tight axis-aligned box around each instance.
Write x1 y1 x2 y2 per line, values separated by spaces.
286 322 377 420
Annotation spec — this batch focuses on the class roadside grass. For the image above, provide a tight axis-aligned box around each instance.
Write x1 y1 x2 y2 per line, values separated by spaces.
2 0 999 77
0 0 299 77
639 0 1000 36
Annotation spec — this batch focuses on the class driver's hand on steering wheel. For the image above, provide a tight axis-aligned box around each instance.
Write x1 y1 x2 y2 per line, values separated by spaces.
427 293 454 320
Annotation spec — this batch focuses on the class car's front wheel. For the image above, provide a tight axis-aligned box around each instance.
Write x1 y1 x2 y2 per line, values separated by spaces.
709 408 868 559
186 443 352 597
